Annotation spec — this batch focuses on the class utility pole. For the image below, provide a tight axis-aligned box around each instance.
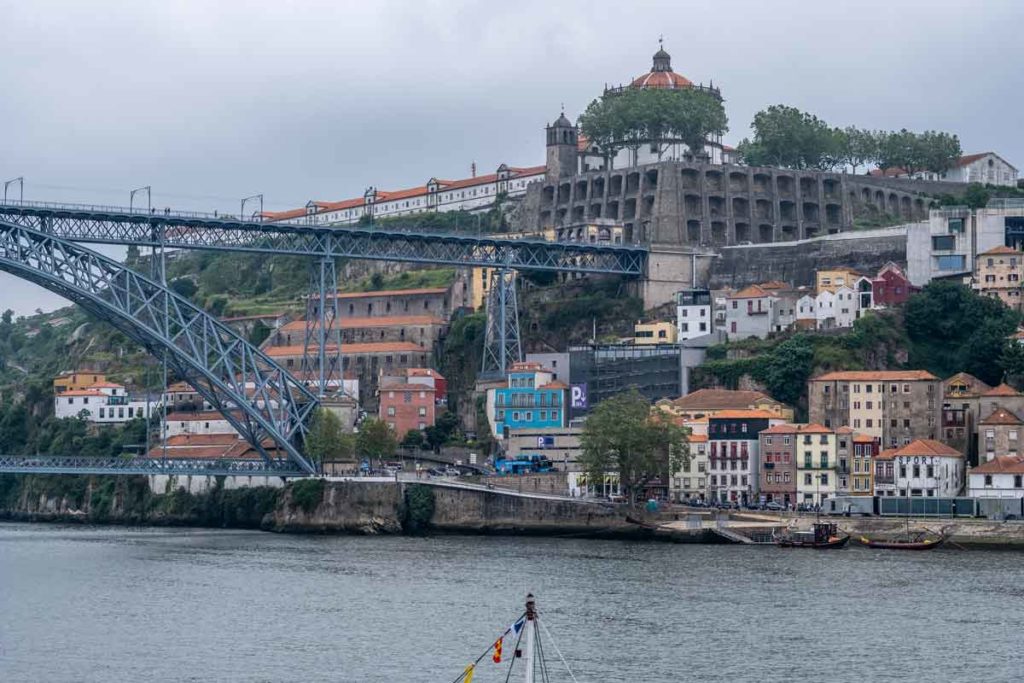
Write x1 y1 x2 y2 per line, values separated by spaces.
130 186 151 214
241 194 263 222
3 177 24 203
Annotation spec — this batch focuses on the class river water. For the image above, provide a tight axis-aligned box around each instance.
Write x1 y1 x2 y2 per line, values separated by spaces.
1 523 1023 682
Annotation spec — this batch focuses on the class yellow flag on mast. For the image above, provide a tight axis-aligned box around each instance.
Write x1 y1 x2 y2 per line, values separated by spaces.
463 664 475 682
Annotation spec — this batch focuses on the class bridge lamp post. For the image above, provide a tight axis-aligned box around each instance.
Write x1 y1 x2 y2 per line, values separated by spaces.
130 186 151 214
3 177 24 203
241 194 263 222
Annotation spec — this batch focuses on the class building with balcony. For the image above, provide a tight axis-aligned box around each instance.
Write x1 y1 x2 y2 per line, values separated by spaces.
759 424 799 506
707 410 785 505
54 381 156 424
487 362 569 439
793 424 837 507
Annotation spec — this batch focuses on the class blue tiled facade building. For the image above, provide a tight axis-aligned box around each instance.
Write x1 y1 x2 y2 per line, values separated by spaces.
490 362 569 438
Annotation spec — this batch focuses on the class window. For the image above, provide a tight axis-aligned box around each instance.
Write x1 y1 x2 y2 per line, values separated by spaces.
1015 475 1023 488
418 407 427 417
935 255 966 271
820 473 828 486
99 408 105 418
804 473 812 485
985 474 993 486
387 406 395 416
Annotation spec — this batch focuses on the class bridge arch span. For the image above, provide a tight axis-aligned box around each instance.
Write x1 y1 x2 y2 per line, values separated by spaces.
0 221 318 473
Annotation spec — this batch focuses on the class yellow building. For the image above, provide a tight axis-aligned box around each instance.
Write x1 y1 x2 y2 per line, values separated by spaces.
470 228 557 310
816 267 863 294
973 245 1022 310
633 320 677 345
53 371 107 394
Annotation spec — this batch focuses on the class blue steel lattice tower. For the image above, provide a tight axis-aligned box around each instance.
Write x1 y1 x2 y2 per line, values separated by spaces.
545 111 578 182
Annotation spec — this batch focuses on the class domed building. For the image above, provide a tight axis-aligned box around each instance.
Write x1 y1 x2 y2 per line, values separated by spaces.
576 42 730 172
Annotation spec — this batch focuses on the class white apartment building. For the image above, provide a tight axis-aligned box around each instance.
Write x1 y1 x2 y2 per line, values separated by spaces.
675 288 713 341
54 382 156 424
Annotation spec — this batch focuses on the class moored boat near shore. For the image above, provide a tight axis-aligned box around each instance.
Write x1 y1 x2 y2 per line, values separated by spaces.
774 522 850 549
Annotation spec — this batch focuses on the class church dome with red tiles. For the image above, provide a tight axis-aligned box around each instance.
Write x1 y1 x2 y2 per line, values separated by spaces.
630 45 694 90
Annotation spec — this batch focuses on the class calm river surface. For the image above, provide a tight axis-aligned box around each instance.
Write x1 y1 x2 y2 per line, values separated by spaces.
2 523 1023 682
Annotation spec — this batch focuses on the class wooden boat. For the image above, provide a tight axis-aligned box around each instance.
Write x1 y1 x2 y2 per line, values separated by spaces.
775 522 850 549
857 534 947 550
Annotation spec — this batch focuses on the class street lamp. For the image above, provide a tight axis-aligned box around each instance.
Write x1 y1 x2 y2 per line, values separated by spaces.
240 194 263 222
130 186 151 214
3 177 24 203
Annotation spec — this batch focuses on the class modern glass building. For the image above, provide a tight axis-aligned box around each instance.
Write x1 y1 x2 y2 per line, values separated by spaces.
568 343 681 415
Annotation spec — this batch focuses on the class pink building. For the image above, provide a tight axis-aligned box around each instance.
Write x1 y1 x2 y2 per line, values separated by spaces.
377 368 446 436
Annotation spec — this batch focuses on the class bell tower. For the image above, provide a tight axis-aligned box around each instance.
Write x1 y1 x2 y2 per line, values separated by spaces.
545 110 578 181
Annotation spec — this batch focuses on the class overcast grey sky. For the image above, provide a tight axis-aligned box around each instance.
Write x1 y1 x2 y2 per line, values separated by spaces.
2 0 1021 316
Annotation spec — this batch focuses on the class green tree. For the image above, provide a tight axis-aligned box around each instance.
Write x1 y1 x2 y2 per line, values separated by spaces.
999 342 1024 387
919 130 962 175
737 105 837 170
579 87 727 168
357 418 398 464
759 335 815 409
169 277 198 299
963 183 991 209
579 390 689 507
834 127 880 174
304 408 355 468
401 428 425 449
877 129 960 179
904 280 1020 384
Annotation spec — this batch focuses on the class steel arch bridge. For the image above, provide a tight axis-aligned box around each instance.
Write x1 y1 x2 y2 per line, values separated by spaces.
0 221 318 475
0 200 648 274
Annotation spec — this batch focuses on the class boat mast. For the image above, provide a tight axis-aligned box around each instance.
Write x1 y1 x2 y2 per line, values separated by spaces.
523 593 537 683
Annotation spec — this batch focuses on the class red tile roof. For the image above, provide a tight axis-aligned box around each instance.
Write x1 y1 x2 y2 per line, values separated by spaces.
812 370 938 382
728 285 772 299
979 245 1021 256
57 389 107 398
710 409 779 419
265 341 425 357
165 411 236 422
893 439 963 458
328 287 448 299
980 407 1023 426
671 389 776 411
971 455 1024 475
982 383 1022 397
279 315 444 334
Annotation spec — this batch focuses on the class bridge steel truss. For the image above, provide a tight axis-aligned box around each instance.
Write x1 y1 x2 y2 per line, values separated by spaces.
0 202 648 275
0 221 319 474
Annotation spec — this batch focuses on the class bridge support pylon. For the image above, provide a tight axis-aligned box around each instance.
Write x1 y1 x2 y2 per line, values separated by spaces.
480 268 521 379
302 249 343 399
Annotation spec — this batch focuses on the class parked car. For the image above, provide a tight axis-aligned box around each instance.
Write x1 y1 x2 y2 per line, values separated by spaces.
765 501 785 511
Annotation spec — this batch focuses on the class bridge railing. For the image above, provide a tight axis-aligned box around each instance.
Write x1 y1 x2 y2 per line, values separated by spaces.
0 455 307 477
0 198 242 222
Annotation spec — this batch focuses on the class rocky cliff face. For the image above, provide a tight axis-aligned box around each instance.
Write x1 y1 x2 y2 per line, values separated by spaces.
268 481 403 534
